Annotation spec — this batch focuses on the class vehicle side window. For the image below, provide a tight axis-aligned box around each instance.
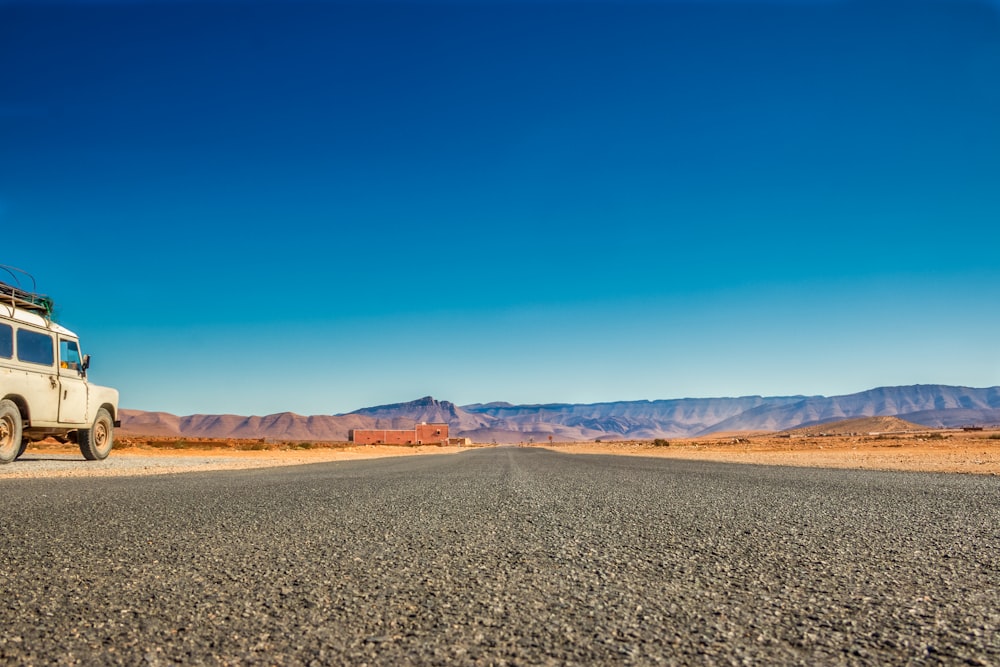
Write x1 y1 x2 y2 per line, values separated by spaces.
0 323 11 359
60 339 82 370
16 328 54 366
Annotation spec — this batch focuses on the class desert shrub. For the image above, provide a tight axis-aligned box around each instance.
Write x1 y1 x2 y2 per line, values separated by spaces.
594 439 602 443
169 439 200 449
925 433 950 440
237 441 269 451
988 434 1000 440
653 438 670 447
297 442 314 450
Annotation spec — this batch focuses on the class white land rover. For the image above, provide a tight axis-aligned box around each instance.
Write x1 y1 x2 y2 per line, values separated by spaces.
0 267 120 463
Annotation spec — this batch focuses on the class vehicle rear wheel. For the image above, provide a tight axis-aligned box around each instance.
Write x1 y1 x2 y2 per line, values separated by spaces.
0 399 23 464
16 438 28 459
79 408 114 461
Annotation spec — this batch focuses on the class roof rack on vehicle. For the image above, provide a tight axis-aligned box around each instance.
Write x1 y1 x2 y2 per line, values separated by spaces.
0 264 55 319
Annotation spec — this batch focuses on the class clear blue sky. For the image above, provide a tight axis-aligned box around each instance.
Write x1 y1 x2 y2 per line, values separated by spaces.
2 0 998 416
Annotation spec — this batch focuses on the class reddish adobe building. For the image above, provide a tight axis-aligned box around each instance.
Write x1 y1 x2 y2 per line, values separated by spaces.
349 423 449 445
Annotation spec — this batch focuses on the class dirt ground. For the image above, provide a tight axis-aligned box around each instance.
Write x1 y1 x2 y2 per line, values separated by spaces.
1 441 468 479
542 431 1000 475
4 431 998 478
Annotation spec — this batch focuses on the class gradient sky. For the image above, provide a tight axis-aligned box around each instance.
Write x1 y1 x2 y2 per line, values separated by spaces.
2 0 999 416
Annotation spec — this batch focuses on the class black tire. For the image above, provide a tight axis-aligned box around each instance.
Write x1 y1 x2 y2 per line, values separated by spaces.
0 399 23 464
16 438 28 459
79 408 114 461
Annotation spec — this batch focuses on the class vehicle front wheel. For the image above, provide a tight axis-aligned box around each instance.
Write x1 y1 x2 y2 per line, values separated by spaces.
0 399 23 464
79 408 114 461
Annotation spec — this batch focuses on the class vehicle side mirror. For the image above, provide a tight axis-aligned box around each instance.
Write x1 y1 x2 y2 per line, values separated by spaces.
81 354 91 371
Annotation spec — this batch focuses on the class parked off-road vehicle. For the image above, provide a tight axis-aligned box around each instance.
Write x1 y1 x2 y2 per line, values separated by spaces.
0 266 119 463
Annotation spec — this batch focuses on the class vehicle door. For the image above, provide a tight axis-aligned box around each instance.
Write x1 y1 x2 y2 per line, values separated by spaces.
0 321 14 392
58 337 88 424
14 326 59 422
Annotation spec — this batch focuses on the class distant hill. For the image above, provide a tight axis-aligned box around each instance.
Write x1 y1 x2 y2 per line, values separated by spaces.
462 396 807 440
704 385 1000 435
119 384 1000 442
349 396 493 433
895 407 1000 429
784 416 929 436
119 409 375 441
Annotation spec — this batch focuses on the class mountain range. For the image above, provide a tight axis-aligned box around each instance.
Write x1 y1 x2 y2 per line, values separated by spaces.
119 384 1000 443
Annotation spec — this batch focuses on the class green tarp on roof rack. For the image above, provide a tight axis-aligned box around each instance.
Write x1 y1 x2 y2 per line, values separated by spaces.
0 265 55 319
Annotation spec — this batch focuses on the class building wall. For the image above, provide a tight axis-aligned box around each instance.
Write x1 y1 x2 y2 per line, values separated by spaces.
415 423 448 442
350 423 449 445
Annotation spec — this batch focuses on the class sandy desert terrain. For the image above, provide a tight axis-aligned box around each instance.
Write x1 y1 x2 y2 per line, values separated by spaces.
547 430 1000 475
1 440 468 479
3 425 999 478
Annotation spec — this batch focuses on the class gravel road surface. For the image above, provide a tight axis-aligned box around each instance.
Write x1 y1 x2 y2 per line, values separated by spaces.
1 447 997 665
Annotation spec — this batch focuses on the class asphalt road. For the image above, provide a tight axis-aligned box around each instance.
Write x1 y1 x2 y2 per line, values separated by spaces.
1 447 997 666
